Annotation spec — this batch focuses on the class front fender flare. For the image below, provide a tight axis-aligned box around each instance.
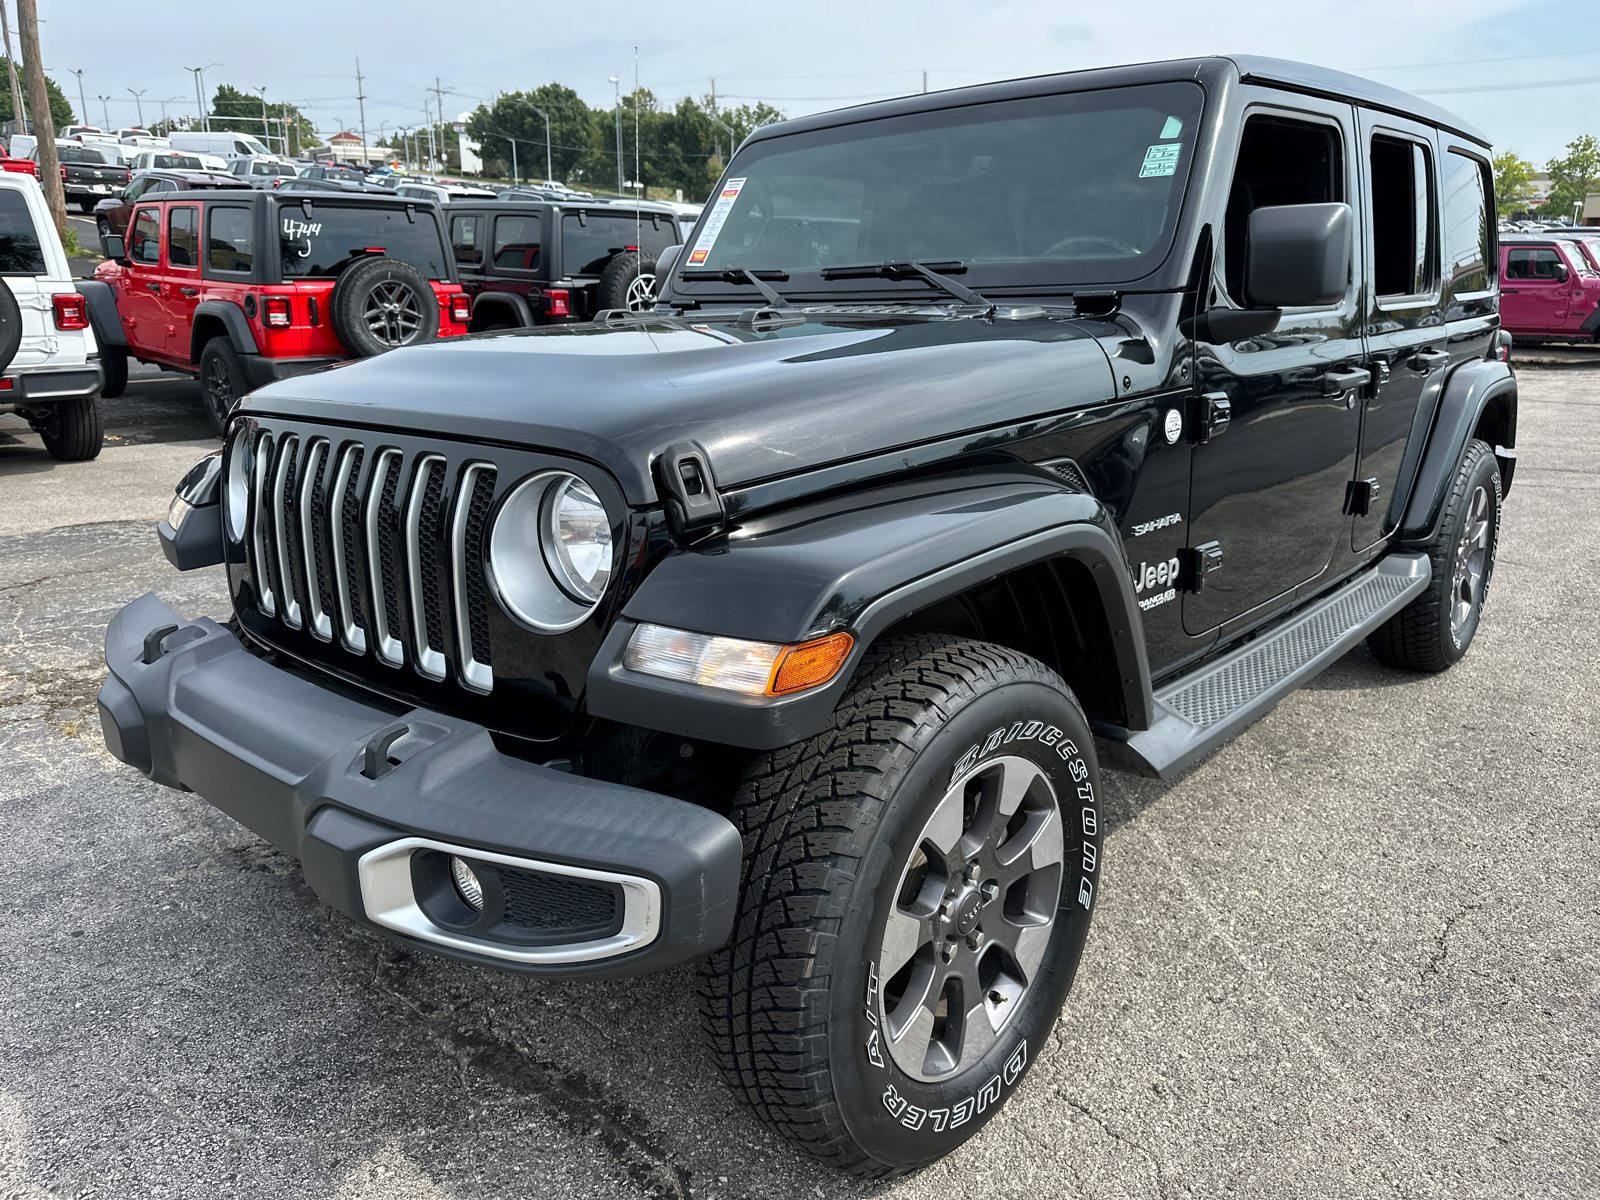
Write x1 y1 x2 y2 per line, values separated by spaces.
585 472 1153 750
1398 358 1516 546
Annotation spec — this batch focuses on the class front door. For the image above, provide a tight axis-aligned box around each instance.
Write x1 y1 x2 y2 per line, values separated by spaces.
162 204 201 357
119 204 166 353
1501 244 1570 332
1184 93 1366 635
1352 112 1445 553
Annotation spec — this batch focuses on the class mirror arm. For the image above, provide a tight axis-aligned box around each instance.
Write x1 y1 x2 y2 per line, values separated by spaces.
1180 306 1283 344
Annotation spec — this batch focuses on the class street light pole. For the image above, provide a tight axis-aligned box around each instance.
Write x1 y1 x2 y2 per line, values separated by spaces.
256 85 270 152
126 88 144 127
511 97 552 183
96 94 111 129
185 63 220 133
67 69 88 128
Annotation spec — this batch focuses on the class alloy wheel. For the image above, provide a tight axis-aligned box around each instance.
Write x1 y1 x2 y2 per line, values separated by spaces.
204 356 234 425
875 754 1064 1082
624 272 656 310
362 280 424 346
1450 484 1491 644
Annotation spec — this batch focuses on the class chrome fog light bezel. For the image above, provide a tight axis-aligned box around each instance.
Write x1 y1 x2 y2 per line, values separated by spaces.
487 470 613 633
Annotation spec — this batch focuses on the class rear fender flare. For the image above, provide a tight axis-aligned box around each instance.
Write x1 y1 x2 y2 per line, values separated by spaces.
1398 358 1516 546
73 279 126 348
585 470 1153 751
470 292 534 329
189 300 259 363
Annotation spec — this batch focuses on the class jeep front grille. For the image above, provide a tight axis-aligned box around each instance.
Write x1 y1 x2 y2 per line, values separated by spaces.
248 431 498 695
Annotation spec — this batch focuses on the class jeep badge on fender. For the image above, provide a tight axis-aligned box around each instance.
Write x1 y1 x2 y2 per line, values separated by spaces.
99 55 1513 1177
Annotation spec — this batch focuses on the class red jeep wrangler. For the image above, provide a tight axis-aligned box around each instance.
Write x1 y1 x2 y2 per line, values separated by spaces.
86 190 471 433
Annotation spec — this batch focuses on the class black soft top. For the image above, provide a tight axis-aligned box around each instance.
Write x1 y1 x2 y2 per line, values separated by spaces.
747 54 1488 150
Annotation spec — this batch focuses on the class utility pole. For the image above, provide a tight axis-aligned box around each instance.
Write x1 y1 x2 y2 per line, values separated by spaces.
16 0 62 233
610 75 622 196
433 77 448 170
127 87 144 127
354 58 368 162
922 71 928 93
0 4 26 132
96 94 110 129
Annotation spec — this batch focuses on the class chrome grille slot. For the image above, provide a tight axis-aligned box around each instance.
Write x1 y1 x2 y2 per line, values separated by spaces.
243 426 498 698
365 449 406 668
298 438 334 641
329 444 368 653
271 434 304 630
250 431 277 617
451 463 497 693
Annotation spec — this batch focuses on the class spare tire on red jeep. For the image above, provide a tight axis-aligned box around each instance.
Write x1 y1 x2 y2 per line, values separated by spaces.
328 256 439 357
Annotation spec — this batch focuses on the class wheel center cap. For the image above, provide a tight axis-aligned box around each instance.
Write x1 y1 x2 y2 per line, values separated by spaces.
953 889 983 936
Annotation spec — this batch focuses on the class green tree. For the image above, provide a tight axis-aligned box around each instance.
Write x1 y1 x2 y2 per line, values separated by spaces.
1545 134 1600 222
0 59 75 130
1492 151 1537 218
468 85 596 185
208 84 319 154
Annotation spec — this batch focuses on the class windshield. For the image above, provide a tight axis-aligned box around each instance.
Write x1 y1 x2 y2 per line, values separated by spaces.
683 82 1202 291
153 154 203 169
57 146 114 165
277 203 449 279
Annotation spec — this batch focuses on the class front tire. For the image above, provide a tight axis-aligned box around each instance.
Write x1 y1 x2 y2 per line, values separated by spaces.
698 635 1102 1176
1368 438 1501 672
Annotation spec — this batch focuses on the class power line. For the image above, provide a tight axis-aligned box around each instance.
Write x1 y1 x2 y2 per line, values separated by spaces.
1412 74 1600 97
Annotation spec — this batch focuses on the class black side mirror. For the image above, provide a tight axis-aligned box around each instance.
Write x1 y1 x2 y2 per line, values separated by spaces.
1244 202 1353 308
100 232 125 260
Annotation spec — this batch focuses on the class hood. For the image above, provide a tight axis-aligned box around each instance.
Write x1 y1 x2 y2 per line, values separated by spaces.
242 313 1117 506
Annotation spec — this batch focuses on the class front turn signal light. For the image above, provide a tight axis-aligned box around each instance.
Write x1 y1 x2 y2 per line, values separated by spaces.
623 625 854 696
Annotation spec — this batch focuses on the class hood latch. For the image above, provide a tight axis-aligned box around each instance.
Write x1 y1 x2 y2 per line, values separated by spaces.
654 441 725 541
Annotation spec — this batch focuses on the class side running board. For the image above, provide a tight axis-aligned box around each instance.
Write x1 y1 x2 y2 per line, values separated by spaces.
1097 552 1431 780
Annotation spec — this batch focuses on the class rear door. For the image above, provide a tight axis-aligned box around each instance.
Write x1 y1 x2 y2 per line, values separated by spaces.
1502 244 1569 331
162 203 202 357
1351 111 1447 553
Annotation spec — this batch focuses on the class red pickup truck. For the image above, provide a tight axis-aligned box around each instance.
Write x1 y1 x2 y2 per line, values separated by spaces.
88 189 471 432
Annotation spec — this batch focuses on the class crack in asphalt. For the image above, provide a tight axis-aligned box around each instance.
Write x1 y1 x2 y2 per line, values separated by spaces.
1062 1093 1170 1198
1421 902 1483 980
366 956 695 1200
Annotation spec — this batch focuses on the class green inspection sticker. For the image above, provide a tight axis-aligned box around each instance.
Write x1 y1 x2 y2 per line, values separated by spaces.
1140 143 1182 178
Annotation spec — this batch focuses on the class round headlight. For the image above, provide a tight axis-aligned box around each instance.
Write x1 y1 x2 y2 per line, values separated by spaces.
224 424 251 542
488 471 614 632
543 476 611 603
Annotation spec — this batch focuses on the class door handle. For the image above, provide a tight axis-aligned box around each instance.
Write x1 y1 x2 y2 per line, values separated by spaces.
1409 349 1450 372
1502 288 1519 294
1190 391 1231 443
180 286 198 296
145 282 160 293
1322 367 1371 395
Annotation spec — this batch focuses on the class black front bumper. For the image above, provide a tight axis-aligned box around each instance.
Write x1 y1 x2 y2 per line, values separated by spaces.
97 593 742 980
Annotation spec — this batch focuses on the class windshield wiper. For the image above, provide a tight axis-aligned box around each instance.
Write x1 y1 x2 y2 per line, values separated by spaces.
818 260 992 311
677 267 793 309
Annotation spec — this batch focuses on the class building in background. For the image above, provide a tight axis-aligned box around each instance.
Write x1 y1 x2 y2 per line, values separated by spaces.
456 113 480 176
325 130 390 165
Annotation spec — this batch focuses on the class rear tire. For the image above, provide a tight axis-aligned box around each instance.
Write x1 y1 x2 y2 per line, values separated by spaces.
77 198 95 214
99 347 128 399
698 635 1101 1176
198 339 248 437
596 250 657 311
1368 439 1501 672
39 397 103 461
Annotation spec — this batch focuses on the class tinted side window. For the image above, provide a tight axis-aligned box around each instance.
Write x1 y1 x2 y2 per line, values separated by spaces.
451 215 483 267
493 215 540 270
131 208 161 263
1371 135 1436 299
0 188 46 275
124 177 151 201
561 212 675 275
1440 150 1491 299
209 206 254 272
168 206 199 267
1224 114 1344 306
1505 247 1564 280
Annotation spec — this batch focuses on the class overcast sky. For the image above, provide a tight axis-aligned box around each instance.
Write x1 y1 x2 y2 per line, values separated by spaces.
38 0 1599 166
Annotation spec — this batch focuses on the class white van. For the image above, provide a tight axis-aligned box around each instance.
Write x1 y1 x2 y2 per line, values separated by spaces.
168 130 273 162
0 173 104 460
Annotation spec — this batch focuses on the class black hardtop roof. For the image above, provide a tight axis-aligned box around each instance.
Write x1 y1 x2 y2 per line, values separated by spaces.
453 198 680 215
745 54 1488 150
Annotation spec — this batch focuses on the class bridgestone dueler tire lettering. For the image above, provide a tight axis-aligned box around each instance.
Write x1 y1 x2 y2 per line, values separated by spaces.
1368 438 1501 673
40 396 102 461
697 634 1102 1176
327 257 439 359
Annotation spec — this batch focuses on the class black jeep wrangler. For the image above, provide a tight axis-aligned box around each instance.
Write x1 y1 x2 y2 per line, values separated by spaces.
446 198 682 328
99 56 1514 1177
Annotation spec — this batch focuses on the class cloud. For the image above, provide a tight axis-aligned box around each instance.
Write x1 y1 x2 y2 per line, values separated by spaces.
1048 23 1093 43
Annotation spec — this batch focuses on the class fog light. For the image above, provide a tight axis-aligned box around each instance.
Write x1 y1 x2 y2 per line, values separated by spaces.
450 856 484 911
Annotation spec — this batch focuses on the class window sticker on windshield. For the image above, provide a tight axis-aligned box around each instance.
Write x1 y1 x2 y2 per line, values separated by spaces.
686 177 745 265
1139 144 1182 179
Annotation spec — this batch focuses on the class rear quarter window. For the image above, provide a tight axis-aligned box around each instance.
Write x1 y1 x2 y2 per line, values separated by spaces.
208 206 255 273
0 188 46 275
277 204 449 279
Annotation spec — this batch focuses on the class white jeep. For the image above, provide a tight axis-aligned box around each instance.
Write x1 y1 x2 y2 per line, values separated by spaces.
0 172 104 460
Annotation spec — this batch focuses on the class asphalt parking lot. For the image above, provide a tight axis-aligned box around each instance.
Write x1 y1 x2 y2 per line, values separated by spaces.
1 364 1596 1200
